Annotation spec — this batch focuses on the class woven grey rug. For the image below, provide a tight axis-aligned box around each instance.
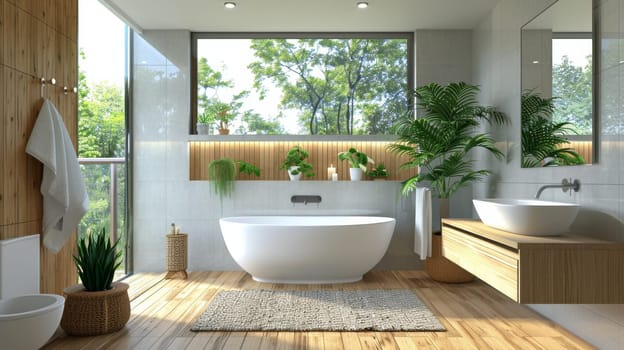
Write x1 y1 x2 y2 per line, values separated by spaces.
191 289 445 331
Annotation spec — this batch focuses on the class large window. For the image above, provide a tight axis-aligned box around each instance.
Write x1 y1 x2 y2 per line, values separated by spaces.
192 33 413 135
78 0 129 278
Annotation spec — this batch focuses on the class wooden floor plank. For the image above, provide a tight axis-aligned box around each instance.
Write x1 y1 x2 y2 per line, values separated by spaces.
44 270 596 350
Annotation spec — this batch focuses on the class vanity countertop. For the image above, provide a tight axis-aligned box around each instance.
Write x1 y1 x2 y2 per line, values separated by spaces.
442 219 616 250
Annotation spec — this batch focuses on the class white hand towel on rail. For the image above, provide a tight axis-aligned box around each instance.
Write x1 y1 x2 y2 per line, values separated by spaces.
26 99 89 253
414 187 432 260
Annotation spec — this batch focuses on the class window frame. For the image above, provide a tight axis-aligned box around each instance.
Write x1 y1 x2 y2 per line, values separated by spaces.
190 32 415 135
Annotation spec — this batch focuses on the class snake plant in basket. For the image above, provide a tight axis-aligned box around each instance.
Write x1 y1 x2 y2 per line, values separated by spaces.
60 228 130 336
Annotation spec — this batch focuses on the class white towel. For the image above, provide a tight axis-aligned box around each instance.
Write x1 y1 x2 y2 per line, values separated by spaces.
26 99 89 253
414 187 432 260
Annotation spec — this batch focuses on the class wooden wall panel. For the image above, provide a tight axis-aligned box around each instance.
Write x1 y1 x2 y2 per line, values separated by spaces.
189 141 417 181
568 140 593 164
3 67 17 224
1 0 78 295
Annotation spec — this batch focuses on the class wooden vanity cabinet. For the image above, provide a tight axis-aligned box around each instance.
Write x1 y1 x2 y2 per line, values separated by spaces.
441 219 624 304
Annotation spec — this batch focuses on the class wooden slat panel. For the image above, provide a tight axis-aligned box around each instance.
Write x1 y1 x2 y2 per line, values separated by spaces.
1 0 78 295
15 6 31 74
0 65 4 224
3 67 17 224
564 140 592 164
3 1 16 68
189 140 417 181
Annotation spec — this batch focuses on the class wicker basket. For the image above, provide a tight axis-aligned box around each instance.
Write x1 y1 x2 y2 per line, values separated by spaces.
60 282 130 336
166 233 188 279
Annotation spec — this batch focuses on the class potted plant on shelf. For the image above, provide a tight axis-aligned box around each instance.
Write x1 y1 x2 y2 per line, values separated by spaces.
214 102 235 135
366 163 388 180
208 157 237 200
280 146 315 181
237 160 261 177
60 228 130 336
521 90 585 167
389 81 507 283
338 147 374 181
196 111 214 135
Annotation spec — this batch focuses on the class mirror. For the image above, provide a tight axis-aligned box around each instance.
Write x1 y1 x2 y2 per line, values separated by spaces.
521 0 596 167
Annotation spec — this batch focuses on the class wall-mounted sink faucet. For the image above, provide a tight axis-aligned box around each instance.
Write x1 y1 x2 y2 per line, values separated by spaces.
535 178 580 199
291 195 322 206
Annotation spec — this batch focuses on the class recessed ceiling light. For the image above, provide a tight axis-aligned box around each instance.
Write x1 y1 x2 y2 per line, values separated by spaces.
357 2 369 9
532 60 540 64
224 2 236 9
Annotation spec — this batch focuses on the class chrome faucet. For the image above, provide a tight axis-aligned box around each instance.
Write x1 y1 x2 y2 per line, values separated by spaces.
535 178 580 199
291 195 322 206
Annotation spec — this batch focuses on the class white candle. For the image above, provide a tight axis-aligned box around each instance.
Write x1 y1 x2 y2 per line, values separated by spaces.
327 164 336 180
332 173 338 181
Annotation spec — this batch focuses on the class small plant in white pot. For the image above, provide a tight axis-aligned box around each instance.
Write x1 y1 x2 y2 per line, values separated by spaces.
280 146 315 181
196 111 214 135
338 148 374 181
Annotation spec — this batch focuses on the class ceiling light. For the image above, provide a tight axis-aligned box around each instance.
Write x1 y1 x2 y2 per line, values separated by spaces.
357 2 369 9
532 60 540 64
224 2 236 9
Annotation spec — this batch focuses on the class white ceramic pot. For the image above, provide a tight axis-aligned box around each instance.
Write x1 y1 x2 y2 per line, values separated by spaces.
349 168 363 181
288 166 302 181
196 123 211 135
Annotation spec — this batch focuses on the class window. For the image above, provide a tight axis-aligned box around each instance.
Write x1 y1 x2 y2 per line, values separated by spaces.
192 33 413 135
551 34 592 136
78 0 130 278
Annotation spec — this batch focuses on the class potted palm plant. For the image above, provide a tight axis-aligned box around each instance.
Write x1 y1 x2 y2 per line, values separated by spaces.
389 82 507 282
280 146 315 180
60 228 129 336
338 147 374 181
521 91 585 167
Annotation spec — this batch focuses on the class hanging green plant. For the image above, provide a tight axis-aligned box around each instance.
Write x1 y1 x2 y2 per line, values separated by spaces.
208 157 236 199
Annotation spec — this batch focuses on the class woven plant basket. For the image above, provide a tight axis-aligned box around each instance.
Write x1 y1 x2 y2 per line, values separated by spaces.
60 282 130 336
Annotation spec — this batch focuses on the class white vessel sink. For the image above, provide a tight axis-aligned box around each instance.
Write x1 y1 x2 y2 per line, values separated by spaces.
473 199 579 236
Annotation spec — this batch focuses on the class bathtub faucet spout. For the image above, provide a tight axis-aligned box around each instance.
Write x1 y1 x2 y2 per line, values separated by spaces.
291 195 322 206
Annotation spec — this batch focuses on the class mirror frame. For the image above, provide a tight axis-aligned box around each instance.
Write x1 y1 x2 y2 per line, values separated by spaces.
520 0 599 166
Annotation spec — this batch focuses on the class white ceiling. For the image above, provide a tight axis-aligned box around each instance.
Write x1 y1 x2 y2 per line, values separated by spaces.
99 0 503 33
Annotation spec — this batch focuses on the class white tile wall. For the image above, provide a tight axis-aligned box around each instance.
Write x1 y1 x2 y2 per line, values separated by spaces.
131 31 422 275
473 0 624 349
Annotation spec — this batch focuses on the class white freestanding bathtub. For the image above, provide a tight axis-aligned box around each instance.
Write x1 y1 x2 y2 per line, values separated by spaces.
219 216 396 284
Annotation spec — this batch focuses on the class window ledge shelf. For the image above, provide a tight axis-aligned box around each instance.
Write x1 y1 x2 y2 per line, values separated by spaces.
189 134 398 142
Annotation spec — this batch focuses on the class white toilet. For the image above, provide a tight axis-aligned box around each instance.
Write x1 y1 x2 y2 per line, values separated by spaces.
0 234 65 350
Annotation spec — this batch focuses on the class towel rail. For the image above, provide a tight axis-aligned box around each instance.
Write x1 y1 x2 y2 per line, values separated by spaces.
39 77 77 97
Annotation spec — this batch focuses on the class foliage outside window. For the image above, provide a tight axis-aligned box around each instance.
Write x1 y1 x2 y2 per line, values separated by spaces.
192 33 412 135
551 37 592 136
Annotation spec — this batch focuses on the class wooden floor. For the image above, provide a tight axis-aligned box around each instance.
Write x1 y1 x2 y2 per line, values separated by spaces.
44 271 595 350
